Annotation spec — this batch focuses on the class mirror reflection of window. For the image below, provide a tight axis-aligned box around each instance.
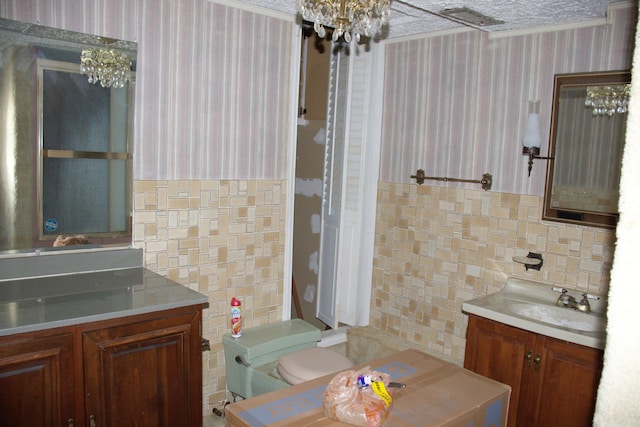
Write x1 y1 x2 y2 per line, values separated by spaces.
38 58 132 239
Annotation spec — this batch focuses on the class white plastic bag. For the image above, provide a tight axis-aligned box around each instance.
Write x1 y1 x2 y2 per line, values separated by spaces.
323 367 393 427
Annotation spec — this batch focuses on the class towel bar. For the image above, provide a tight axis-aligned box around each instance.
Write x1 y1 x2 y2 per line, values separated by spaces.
410 169 493 191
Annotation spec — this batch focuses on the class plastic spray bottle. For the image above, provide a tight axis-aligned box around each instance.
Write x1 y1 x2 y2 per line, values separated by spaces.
230 297 242 338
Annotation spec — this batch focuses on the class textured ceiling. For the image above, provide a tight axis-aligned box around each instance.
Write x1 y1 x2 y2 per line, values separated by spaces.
232 0 624 39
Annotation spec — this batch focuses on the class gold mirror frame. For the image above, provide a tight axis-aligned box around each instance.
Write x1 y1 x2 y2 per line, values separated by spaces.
543 70 631 229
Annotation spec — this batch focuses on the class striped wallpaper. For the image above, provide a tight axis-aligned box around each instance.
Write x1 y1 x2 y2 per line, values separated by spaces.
379 3 636 196
2 1 635 189
1 0 295 180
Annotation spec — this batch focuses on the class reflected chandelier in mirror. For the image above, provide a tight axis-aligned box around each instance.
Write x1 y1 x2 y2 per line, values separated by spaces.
80 37 132 88
0 18 137 253
543 70 630 229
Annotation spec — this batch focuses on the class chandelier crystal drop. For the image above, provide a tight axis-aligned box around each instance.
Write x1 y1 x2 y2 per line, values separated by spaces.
80 47 132 88
585 84 630 116
296 0 392 42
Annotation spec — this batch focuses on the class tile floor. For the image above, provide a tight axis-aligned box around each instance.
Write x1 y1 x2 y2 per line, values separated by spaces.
204 413 225 427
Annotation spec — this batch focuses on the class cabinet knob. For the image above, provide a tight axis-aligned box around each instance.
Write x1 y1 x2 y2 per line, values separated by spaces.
68 419 74 427
89 415 96 427
525 350 533 369
534 353 542 372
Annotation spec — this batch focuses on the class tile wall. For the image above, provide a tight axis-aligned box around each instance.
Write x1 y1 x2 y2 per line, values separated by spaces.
371 182 615 362
133 179 287 409
133 177 616 410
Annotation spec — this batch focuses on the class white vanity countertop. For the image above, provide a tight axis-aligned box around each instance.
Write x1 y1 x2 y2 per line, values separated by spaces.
462 277 607 349
0 268 208 336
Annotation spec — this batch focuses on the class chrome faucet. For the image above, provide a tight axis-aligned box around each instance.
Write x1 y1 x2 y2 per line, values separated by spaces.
554 288 578 308
552 288 598 313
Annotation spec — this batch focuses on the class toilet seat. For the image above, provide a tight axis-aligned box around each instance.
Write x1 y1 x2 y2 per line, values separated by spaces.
277 347 354 385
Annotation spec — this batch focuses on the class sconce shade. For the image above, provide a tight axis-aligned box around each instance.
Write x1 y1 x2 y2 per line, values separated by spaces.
522 112 541 149
521 100 549 177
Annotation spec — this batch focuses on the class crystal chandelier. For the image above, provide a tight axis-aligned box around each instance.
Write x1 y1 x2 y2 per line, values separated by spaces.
585 84 630 116
296 0 392 42
80 40 132 88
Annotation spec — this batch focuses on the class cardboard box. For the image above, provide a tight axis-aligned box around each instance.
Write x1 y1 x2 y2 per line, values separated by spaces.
225 349 510 426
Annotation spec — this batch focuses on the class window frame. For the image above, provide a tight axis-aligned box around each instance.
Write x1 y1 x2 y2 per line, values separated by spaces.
36 58 134 244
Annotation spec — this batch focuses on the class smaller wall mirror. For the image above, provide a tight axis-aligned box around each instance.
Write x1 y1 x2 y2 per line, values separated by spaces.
543 70 630 229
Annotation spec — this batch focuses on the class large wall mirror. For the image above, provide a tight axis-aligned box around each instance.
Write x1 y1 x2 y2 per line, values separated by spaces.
0 18 136 254
543 70 630 229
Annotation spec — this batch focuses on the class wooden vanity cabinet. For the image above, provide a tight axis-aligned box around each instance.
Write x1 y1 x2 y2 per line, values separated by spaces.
0 305 203 427
464 314 603 427
0 328 77 427
81 306 202 427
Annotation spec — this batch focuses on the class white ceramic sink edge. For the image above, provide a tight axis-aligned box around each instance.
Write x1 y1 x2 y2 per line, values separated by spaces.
462 277 607 350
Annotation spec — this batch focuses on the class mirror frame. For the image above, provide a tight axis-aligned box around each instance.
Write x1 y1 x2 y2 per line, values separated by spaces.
543 70 631 229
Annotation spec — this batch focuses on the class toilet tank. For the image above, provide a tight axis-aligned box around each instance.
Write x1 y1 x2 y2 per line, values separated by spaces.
223 319 321 399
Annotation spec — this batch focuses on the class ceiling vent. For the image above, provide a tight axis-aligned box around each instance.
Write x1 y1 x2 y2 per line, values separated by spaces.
439 7 504 27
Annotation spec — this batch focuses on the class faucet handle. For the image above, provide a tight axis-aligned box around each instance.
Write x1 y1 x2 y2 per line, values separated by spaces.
552 287 567 294
578 293 600 312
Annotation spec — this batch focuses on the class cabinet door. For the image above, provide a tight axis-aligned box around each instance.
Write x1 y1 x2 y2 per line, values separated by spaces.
464 315 536 427
82 307 202 427
525 336 603 427
0 328 76 427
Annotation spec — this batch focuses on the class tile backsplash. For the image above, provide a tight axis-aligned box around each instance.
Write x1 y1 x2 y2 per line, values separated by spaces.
133 179 287 410
371 182 614 362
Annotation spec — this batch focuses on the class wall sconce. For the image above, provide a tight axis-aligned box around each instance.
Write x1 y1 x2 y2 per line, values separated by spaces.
522 100 552 177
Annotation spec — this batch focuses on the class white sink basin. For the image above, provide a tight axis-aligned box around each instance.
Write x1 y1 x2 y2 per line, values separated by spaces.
462 277 607 349
507 302 606 332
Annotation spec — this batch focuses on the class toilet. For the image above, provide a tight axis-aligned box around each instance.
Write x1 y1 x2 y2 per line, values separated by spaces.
277 346 353 385
223 319 354 399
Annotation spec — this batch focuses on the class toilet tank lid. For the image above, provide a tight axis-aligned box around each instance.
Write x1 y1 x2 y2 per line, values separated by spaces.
223 319 321 359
